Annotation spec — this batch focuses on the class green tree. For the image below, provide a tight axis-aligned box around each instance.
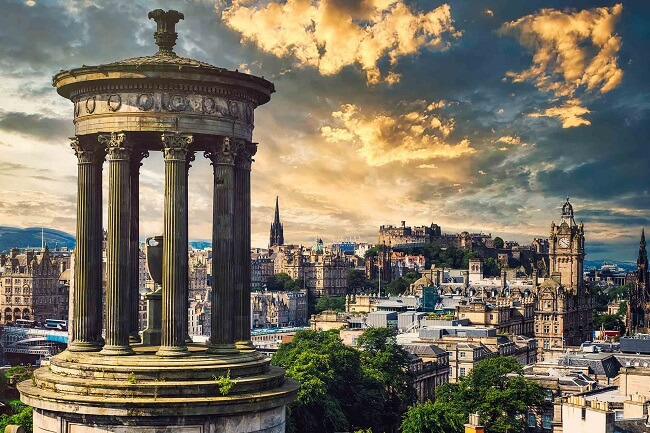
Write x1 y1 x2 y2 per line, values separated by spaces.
346 269 365 293
434 357 543 433
265 273 302 291
385 272 420 296
0 370 7 395
357 327 416 427
493 237 504 249
365 246 381 258
483 258 500 277
593 313 625 333
272 330 383 433
5 366 31 384
0 401 33 433
315 295 346 313
400 401 464 433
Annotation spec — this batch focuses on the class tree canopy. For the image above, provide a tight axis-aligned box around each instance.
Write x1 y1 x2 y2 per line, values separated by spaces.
402 356 543 433
265 272 303 291
493 237 505 249
272 328 414 433
315 295 346 313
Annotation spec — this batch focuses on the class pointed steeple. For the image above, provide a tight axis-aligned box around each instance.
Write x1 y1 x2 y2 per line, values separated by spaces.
269 196 284 247
638 228 648 268
274 196 281 225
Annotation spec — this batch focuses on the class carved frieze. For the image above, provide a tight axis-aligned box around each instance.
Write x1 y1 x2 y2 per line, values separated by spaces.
74 92 255 125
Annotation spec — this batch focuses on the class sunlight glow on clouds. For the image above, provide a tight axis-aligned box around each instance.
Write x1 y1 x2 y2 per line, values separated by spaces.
320 100 475 166
220 0 460 85
501 3 623 128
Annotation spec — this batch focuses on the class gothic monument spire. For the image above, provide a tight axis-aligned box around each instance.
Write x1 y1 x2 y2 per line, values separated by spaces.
270 196 284 247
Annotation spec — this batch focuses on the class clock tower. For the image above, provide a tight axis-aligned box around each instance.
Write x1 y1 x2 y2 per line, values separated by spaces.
535 197 592 350
549 197 585 291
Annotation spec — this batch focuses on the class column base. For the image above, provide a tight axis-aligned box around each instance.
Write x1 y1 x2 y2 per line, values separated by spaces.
206 343 239 355
68 341 102 353
99 345 134 356
156 345 189 357
235 340 256 351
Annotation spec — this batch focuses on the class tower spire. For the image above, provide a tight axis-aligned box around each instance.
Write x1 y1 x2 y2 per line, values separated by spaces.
269 196 284 247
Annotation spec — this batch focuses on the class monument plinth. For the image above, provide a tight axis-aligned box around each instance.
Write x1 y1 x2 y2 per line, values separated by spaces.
18 10 298 433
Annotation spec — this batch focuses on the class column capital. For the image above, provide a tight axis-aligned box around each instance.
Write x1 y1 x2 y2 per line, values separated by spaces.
235 141 257 170
162 133 193 161
204 136 237 166
99 132 133 161
130 150 150 168
71 136 105 165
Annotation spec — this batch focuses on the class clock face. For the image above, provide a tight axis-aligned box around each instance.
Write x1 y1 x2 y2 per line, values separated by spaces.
559 237 570 248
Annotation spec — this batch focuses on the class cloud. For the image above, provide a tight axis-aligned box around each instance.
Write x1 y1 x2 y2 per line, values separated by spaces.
320 100 475 166
0 110 71 142
484 9 494 17
529 99 592 128
496 135 521 145
501 4 623 128
220 0 460 85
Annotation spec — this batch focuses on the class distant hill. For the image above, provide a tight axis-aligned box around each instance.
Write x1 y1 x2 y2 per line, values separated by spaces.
189 240 211 250
0 226 76 253
584 259 637 272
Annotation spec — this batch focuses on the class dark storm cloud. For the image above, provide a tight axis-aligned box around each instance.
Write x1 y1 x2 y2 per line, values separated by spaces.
0 110 71 142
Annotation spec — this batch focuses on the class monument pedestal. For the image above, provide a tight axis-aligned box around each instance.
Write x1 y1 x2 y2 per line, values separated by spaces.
19 346 298 433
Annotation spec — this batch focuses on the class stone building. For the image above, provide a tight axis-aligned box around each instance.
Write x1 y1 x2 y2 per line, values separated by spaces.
0 247 68 324
188 250 208 300
251 290 308 328
377 220 492 250
402 343 450 403
274 240 349 297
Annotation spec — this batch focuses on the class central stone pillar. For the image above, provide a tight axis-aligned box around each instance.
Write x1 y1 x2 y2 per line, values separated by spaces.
99 132 134 356
68 136 104 352
205 137 238 354
157 133 193 357
129 150 148 343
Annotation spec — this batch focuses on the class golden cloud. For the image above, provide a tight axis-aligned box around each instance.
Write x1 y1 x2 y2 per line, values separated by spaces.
220 0 460 85
501 4 623 127
320 100 475 166
529 99 592 128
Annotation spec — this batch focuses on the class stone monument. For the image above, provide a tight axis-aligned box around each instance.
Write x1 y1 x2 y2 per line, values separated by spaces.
18 10 298 433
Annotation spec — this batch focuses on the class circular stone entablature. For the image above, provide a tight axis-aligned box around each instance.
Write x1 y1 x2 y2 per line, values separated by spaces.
53 10 274 142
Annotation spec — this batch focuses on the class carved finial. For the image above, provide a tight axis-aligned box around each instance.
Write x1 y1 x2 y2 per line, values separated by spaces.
148 9 184 56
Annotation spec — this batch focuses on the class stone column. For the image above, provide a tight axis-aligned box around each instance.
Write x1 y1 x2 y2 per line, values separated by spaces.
129 150 148 343
184 151 195 343
234 141 257 349
157 133 193 357
68 136 105 352
205 137 238 354
99 132 134 356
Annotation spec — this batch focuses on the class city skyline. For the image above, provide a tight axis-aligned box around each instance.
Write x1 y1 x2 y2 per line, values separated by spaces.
0 0 648 260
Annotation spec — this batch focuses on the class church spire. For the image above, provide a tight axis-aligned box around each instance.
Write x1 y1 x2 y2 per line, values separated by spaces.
269 196 284 247
639 228 648 268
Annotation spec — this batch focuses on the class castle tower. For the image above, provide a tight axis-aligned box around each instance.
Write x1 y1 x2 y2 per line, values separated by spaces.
269 196 284 247
18 10 297 432
628 229 649 332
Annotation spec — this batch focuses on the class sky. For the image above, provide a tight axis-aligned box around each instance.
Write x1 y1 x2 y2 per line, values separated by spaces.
0 0 648 261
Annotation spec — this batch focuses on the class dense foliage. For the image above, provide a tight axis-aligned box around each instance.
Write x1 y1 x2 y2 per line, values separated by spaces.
272 328 414 432
0 401 33 433
315 295 346 313
401 357 543 433
265 272 303 291
593 313 626 333
396 245 481 271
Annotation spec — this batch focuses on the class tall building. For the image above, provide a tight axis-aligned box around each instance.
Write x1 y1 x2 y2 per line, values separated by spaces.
269 196 284 247
0 247 68 324
535 197 592 348
627 229 649 332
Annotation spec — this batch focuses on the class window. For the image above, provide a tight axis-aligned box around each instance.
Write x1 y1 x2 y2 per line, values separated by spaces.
449 367 452 376
543 340 550 349
527 413 537 428
460 351 466 358
459 368 466 377
581 408 586 421
542 413 552 430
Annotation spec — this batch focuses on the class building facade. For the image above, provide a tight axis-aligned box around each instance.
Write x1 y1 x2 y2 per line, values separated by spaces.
0 247 67 324
269 196 284 247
